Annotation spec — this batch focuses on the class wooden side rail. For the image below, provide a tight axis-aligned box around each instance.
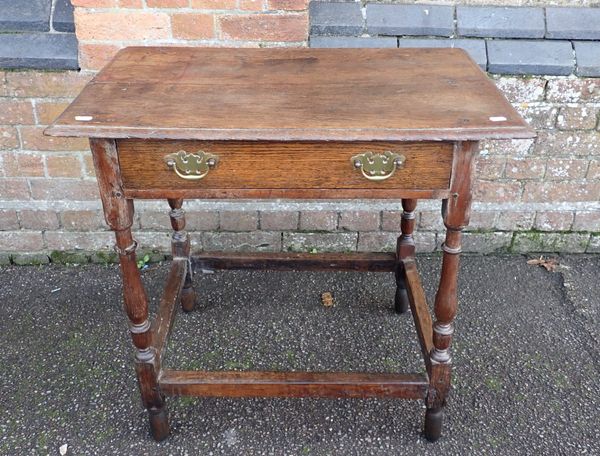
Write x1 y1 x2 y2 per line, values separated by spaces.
401 259 434 374
193 251 397 272
159 370 428 399
151 259 187 362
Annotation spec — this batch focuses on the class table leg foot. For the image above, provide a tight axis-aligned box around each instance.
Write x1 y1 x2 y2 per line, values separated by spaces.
148 406 170 441
394 285 409 314
424 407 443 442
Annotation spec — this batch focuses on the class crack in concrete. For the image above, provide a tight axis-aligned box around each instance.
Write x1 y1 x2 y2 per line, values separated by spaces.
555 255 600 373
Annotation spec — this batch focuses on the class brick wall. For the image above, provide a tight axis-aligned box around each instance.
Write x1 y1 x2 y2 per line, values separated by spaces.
72 0 308 70
0 1 599 263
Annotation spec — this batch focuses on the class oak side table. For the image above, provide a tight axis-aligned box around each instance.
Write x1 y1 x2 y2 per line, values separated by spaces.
46 47 534 442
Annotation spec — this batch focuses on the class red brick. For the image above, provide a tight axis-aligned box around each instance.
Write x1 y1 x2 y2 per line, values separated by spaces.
220 211 258 231
494 211 535 231
1 152 15 176
187 233 203 251
82 153 96 177
534 131 600 157
61 210 105 230
184 210 219 230
171 14 214 39
556 106 600 130
260 211 298 230
46 155 83 178
204 231 281 252
475 155 505 179
381 210 402 232
516 104 558 130
0 126 19 149
5 71 92 98
268 0 308 11
283 232 355 252
131 231 171 251
299 211 337 231
72 0 116 6
546 78 600 103
191 0 236 8
588 234 600 253
414 232 438 252
504 158 545 179
573 211 600 231
462 232 512 253
419 210 444 231
19 210 60 230
139 211 171 230
45 231 114 251
147 0 188 6
0 210 19 230
0 231 45 251
339 210 379 231
35 101 71 125
587 160 600 179
20 126 89 151
545 159 589 180
30 180 99 201
474 181 522 203
534 211 574 231
358 231 436 253
480 139 534 157
357 232 396 252
16 153 45 177
75 11 171 41
79 43 122 71
523 182 600 202
465 211 496 231
493 76 546 103
219 14 307 41
3 152 45 177
0 99 34 124
0 178 30 200
119 0 143 6
239 0 264 11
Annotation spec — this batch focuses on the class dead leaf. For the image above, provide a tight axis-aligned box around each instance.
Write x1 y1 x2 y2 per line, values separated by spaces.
321 292 334 307
527 256 559 272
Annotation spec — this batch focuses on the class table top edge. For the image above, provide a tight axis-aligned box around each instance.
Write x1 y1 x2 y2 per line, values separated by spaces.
44 124 536 142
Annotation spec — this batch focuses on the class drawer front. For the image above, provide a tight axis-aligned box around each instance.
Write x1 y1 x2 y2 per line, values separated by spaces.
117 140 453 196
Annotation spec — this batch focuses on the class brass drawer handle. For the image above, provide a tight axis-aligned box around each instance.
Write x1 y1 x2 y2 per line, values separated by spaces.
164 150 218 180
351 151 405 181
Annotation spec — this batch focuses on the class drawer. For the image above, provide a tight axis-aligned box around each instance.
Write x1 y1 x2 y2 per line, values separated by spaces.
117 140 454 199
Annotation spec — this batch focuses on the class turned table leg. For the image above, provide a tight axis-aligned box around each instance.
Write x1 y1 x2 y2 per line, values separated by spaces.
90 138 169 441
425 142 477 442
168 198 196 312
395 199 417 314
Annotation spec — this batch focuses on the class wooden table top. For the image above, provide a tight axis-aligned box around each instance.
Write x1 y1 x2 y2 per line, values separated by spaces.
46 47 534 142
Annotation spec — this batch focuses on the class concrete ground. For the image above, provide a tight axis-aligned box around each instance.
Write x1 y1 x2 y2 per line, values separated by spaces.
0 254 599 455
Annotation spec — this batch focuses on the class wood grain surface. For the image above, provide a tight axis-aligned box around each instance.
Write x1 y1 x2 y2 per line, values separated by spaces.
402 258 434 372
151 258 186 363
117 140 453 198
192 251 397 272
159 370 428 399
45 47 534 141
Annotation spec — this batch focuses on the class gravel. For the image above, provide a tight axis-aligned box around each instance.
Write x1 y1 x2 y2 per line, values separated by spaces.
0 254 598 455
